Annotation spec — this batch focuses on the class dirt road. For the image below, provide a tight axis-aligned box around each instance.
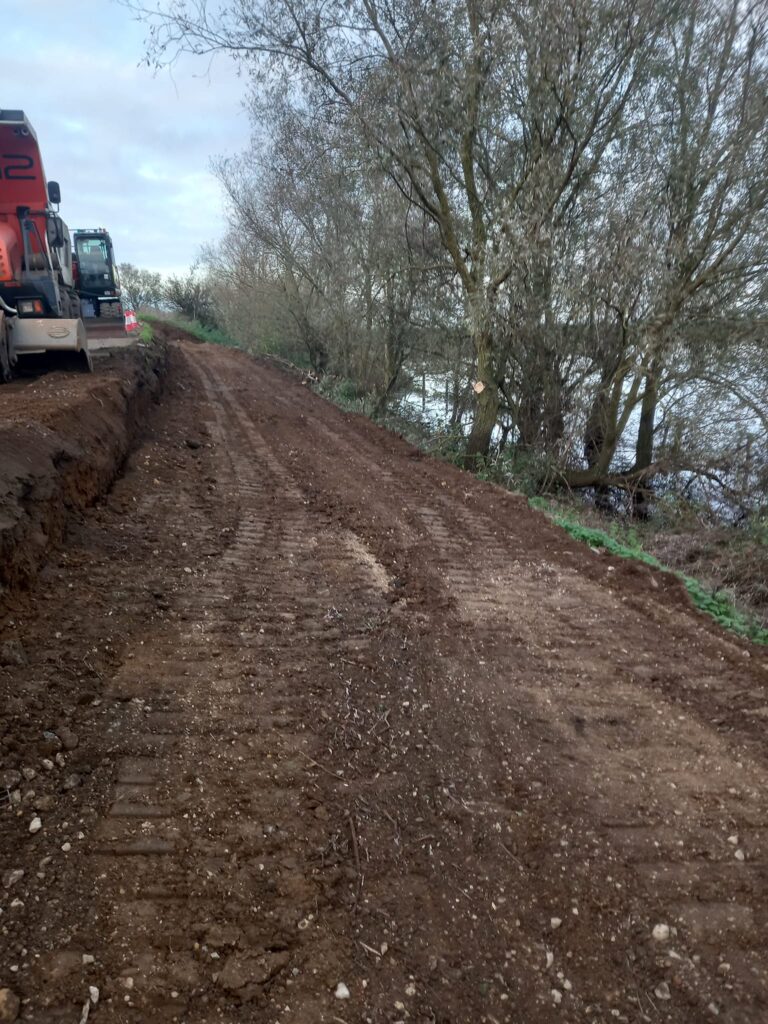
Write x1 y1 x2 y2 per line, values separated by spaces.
1 338 767 1023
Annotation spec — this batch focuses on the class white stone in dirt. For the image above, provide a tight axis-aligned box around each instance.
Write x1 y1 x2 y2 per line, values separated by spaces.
551 989 563 1005
2 869 24 889
334 982 351 1000
82 954 95 966
652 923 670 942
546 951 554 968
89 986 99 1005
654 981 671 1000
0 987 20 1022
550 917 562 930
727 834 738 845
734 849 745 861
28 816 42 834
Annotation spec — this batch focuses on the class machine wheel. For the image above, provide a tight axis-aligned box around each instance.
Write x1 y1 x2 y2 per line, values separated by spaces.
0 312 13 383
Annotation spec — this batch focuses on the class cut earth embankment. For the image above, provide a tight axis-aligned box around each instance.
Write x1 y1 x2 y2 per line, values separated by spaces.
0 346 164 602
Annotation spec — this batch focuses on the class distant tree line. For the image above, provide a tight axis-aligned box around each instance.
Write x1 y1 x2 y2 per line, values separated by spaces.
128 0 768 518
119 263 218 329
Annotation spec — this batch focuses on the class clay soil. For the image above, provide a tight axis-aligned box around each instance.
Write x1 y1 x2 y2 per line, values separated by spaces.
1 337 768 1024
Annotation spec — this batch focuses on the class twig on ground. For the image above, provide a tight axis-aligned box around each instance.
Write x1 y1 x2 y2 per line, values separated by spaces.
299 750 344 780
359 940 382 958
499 841 524 868
347 810 362 889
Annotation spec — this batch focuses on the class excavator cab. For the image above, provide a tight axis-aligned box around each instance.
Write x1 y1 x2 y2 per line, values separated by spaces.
72 229 122 318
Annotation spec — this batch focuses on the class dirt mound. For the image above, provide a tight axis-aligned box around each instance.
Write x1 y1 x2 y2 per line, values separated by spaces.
0 348 164 600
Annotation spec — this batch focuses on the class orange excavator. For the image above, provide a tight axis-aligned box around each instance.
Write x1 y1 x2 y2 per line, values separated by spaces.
0 109 91 380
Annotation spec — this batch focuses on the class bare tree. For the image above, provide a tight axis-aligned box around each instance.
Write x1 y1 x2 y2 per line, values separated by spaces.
118 263 164 312
127 0 664 459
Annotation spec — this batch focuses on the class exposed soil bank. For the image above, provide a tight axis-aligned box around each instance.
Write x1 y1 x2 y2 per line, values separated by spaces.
0 346 165 601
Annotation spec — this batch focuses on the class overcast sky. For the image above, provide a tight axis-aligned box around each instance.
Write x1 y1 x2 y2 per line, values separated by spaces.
4 0 248 275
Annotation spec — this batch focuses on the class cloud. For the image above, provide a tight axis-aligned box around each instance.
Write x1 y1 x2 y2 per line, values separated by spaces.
3 0 249 275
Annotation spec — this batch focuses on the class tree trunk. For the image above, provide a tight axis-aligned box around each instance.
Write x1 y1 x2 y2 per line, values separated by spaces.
634 365 658 472
464 328 498 463
632 363 659 518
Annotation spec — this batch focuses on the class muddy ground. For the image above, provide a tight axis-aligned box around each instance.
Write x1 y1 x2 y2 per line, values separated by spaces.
1 337 767 1024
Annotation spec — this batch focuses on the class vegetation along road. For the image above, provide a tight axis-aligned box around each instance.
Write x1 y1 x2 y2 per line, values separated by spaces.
0 335 767 1023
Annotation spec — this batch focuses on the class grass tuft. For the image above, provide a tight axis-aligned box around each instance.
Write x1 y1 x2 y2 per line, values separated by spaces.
141 312 243 349
530 498 768 644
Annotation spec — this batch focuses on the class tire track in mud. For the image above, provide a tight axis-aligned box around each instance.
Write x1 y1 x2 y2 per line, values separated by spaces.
80 351 399 1021
199 345 768 1022
4 340 768 1023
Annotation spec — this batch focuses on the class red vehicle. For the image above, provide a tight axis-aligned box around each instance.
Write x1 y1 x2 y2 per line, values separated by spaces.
0 109 90 379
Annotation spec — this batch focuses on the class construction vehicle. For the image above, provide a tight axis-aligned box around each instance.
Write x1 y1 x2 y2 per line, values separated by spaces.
72 228 122 319
0 109 90 380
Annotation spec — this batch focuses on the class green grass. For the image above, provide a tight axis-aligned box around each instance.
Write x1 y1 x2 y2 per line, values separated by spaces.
530 498 768 644
138 321 154 344
141 312 243 349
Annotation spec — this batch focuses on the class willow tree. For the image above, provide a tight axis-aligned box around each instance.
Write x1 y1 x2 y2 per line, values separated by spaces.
128 0 664 459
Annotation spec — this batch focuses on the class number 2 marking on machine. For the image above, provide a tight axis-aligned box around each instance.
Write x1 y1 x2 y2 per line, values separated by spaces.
0 154 35 180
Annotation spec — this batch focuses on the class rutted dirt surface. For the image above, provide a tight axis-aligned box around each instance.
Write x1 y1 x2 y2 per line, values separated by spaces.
1 338 768 1023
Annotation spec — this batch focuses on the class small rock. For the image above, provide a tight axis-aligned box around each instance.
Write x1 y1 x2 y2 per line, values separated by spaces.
21 768 36 781
61 842 72 853
56 727 79 751
652 923 670 942
727 835 739 845
82 954 95 966
55 753 66 768
35 795 55 812
89 986 99 1005
2 869 24 889
717 962 731 975
0 640 27 666
0 770 22 791
41 731 62 755
185 438 202 450
334 982 351 1000
734 849 745 862
405 983 416 996
29 816 42 834
0 987 20 1021
550 917 562 930
654 981 671 1001
61 773 82 792
41 759 55 772
551 989 562 1004
546 951 554 968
